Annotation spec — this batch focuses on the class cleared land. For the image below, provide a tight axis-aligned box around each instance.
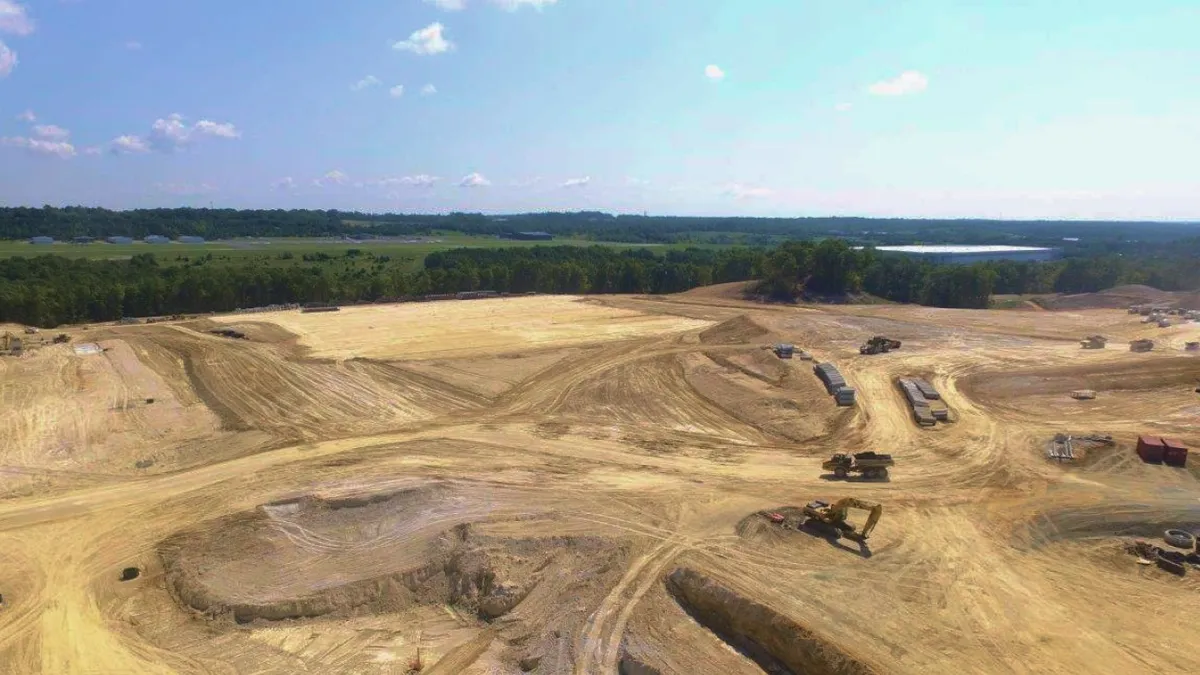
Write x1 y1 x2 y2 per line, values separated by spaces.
0 292 1198 674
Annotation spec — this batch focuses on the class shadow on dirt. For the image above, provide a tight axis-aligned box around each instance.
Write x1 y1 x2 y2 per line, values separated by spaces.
795 520 874 559
817 473 891 484
665 568 880 675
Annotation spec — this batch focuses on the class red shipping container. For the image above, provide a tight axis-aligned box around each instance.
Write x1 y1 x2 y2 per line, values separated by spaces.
1161 438 1188 467
1136 435 1165 463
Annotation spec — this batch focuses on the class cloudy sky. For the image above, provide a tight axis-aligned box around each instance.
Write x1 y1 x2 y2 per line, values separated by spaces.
1 0 1198 219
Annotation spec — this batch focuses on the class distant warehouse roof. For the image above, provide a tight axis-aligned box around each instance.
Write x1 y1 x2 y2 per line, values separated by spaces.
872 245 1052 254
858 244 1062 264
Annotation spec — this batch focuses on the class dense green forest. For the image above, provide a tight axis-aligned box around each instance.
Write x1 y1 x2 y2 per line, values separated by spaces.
3 206 1199 250
2 236 1197 328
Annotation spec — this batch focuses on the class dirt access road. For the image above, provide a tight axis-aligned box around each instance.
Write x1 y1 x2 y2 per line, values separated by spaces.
0 292 1197 674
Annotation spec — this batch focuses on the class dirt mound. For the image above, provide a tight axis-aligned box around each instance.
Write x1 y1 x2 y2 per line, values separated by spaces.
699 315 770 345
665 568 879 675
961 356 1200 399
1039 285 1174 311
160 484 624 628
674 280 758 301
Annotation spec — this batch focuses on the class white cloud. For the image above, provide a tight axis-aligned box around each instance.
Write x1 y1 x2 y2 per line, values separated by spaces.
0 40 15 77
351 75 381 91
83 146 102 156
1 136 76 159
723 183 773 200
33 124 69 140
490 0 558 10
424 0 465 10
0 1 34 36
420 83 437 96
458 172 491 187
393 23 453 56
194 120 240 138
561 176 590 188
313 169 349 187
156 182 215 196
625 176 650 187
377 174 440 188
16 109 34 122
125 40 142 51
835 102 853 112
110 135 150 154
111 113 240 153
867 70 928 96
389 84 405 98
272 177 297 190
705 64 725 81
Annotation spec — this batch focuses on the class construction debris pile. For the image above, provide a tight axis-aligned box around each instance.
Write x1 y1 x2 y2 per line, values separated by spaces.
814 362 856 406
1127 530 1200 576
209 328 248 340
897 377 949 426
1046 433 1114 462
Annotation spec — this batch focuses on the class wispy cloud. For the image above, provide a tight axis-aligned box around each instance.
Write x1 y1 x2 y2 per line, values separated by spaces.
377 174 440 188
1 135 76 159
389 85 405 98
156 182 216 196
424 0 465 10
0 40 15 77
867 70 928 96
561 176 590 188
313 169 349 187
490 0 559 10
272 177 297 190
110 135 149 154
723 183 773 200
0 1 34 36
420 83 438 96
33 124 69 140
625 177 650 187
459 172 491 187
393 23 453 56
15 109 33 122
351 75 381 91
705 64 725 81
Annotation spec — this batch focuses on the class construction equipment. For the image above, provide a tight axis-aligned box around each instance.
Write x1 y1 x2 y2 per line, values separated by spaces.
823 452 894 480
801 497 883 541
773 343 795 359
859 336 902 355
1 332 23 355
1080 335 1107 349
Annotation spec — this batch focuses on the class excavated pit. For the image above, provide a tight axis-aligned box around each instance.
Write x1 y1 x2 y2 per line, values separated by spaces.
159 482 624 626
665 568 879 675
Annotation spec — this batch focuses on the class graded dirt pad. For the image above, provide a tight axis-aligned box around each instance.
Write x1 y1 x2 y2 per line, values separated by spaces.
4 294 1200 674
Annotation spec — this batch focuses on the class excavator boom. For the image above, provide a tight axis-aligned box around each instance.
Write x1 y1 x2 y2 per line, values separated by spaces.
828 497 883 539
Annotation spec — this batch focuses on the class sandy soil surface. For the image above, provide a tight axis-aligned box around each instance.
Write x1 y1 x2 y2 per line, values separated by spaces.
0 294 1198 674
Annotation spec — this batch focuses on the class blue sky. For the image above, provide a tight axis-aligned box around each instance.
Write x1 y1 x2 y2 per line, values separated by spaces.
1 0 1198 219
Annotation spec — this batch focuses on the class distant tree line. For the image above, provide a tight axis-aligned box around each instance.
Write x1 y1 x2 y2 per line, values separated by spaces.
2 206 1198 249
1 239 1198 328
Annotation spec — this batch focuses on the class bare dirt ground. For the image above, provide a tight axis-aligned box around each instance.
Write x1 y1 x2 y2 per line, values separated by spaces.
0 293 1198 674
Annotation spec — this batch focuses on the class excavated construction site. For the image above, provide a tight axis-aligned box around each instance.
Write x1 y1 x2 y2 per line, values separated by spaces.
0 291 1197 674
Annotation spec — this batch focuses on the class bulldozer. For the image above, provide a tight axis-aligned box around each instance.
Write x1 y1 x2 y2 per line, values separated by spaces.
859 336 901 355
801 497 883 541
822 452 894 480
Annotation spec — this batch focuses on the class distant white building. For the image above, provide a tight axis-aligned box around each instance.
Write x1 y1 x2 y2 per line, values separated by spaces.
106 236 134 244
866 245 1062 265
29 236 54 244
178 235 206 244
144 235 170 244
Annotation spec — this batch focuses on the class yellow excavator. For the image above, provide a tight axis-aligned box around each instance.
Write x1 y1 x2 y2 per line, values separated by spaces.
801 498 882 541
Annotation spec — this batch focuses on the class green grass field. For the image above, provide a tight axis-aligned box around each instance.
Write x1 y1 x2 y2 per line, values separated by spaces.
0 235 693 271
